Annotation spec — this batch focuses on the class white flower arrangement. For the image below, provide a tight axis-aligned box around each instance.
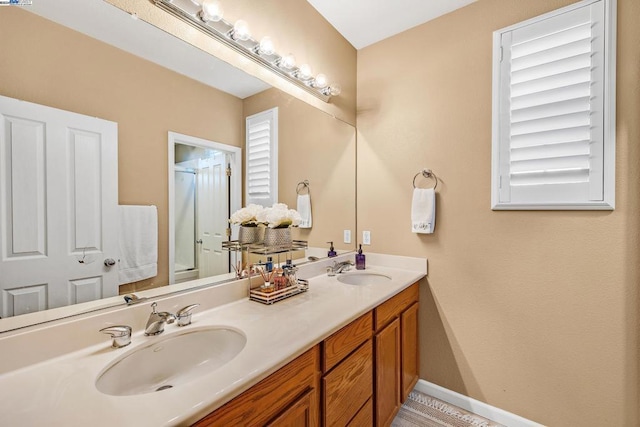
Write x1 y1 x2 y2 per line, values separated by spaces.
229 203 263 226
256 203 302 228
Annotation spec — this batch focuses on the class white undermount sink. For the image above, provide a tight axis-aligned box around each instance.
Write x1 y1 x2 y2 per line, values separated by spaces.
337 272 392 286
95 326 246 396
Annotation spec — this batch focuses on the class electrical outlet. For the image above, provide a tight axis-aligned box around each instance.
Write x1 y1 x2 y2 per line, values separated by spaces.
363 230 371 245
343 230 351 244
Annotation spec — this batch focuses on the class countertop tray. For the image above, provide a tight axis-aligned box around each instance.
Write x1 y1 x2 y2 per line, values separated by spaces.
249 279 309 305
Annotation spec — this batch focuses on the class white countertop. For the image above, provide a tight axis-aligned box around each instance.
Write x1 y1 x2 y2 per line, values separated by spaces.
0 257 426 426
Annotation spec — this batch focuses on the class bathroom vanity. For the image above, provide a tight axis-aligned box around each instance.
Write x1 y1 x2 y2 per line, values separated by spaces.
194 283 419 426
0 254 426 426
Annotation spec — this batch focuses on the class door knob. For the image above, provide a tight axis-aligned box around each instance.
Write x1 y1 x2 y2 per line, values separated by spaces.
104 258 117 267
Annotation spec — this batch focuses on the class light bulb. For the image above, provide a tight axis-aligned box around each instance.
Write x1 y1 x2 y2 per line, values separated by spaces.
313 73 328 88
259 36 275 55
298 64 312 80
329 84 342 96
280 54 296 69
201 0 223 22
232 20 251 41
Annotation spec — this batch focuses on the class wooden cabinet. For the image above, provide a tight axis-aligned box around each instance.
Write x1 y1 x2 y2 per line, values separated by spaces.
192 283 419 427
375 317 401 427
322 312 373 427
401 302 419 401
323 312 372 372
265 388 316 427
192 346 320 426
348 397 374 427
374 283 420 427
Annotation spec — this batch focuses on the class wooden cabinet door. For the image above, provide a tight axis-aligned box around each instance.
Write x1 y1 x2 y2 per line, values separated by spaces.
375 318 400 427
193 347 319 426
266 388 317 427
401 302 419 402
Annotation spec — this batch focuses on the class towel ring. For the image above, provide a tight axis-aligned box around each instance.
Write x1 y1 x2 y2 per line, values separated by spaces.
413 169 438 190
296 180 310 195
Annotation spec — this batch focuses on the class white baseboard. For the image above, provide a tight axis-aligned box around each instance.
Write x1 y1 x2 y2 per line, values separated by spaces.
413 380 544 427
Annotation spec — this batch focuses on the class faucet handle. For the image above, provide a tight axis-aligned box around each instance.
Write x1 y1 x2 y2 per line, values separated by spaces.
124 293 147 305
99 325 132 348
176 304 200 327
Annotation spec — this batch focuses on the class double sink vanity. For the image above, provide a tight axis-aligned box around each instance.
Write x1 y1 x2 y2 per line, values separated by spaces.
0 253 426 426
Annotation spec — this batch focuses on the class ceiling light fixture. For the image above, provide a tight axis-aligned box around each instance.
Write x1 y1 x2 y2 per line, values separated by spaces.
199 0 223 22
154 0 340 102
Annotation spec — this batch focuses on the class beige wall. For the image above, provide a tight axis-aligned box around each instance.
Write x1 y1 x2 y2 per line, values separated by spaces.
0 8 243 292
357 0 639 425
243 88 356 253
107 0 357 125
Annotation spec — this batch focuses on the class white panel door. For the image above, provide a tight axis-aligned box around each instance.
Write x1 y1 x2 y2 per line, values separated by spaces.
196 153 228 278
0 95 118 318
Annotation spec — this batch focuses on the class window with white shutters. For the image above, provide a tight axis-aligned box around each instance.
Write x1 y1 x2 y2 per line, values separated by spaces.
491 0 616 210
245 107 278 207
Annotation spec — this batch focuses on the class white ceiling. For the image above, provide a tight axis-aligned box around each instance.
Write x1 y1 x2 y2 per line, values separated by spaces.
306 0 478 49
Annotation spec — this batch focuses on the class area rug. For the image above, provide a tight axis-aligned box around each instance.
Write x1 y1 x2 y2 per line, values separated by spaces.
392 390 505 427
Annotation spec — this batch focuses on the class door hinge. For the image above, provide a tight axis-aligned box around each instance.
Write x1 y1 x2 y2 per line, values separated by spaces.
226 165 232 177
226 228 231 237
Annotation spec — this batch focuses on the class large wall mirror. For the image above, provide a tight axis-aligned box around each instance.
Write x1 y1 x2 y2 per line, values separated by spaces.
0 0 355 332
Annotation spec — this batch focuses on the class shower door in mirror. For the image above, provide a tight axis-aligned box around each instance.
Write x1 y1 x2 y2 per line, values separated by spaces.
0 96 118 318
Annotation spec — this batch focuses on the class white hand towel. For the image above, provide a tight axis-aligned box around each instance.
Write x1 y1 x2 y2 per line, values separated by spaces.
297 194 313 228
411 188 436 234
118 205 158 284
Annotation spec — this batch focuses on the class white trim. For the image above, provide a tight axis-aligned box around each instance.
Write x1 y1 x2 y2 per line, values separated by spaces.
414 380 544 427
167 132 242 285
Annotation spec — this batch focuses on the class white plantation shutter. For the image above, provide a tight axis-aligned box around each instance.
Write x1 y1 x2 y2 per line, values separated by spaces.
246 108 278 207
492 0 616 210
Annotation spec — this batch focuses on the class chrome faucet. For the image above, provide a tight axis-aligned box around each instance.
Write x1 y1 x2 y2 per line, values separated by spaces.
176 304 200 327
144 302 176 336
100 325 132 348
332 260 354 274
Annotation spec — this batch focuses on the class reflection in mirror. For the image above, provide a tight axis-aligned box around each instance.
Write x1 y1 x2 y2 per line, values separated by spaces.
168 133 242 285
243 89 356 259
0 1 355 333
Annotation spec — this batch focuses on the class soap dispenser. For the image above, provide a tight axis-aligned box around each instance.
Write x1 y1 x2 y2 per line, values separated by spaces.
327 242 337 258
355 244 366 270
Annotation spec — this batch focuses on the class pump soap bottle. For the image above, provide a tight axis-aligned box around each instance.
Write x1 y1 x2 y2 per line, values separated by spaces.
355 244 366 270
327 242 337 258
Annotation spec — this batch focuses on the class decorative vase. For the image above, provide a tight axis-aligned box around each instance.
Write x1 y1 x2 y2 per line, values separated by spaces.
238 225 263 244
263 227 292 247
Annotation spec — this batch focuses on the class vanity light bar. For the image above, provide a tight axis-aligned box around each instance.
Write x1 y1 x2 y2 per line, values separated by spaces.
154 0 340 102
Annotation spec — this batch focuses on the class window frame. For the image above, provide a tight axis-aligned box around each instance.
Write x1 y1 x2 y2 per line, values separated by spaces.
491 0 616 210
245 107 278 208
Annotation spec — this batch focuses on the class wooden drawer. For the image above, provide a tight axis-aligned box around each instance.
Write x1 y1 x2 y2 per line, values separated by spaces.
323 311 373 372
323 340 373 427
348 397 373 427
375 283 419 330
193 346 320 426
